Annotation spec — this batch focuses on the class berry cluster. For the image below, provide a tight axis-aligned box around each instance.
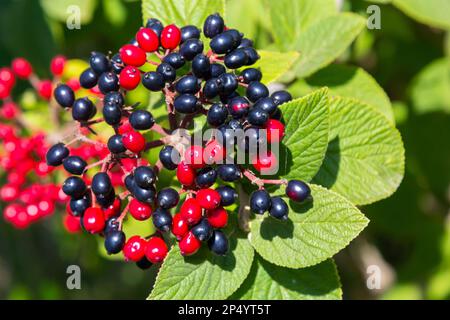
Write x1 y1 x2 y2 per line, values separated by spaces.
47 13 311 268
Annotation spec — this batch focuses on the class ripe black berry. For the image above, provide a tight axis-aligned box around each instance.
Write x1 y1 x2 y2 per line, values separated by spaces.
104 91 124 107
207 103 228 127
146 18 163 38
72 97 96 122
247 107 269 127
228 96 250 119
269 196 289 220
242 47 260 65
224 48 248 69
103 103 122 126
90 52 111 75
162 52 185 70
54 84 75 108
92 172 112 195
70 194 91 216
210 32 235 54
211 63 226 78
175 75 200 94
192 54 211 79
223 29 243 48
238 126 260 154
98 72 119 94
250 189 271 214
156 63 176 82
134 166 156 189
271 90 292 106
142 71 165 91
129 110 155 130
104 230 126 254
156 188 179 209
46 143 69 166
203 13 224 38
104 217 119 234
96 190 116 208
191 218 213 241
79 68 98 89
133 184 156 204
125 174 137 193
218 73 238 95
152 208 173 232
111 53 124 74
246 81 269 102
107 134 126 153
62 176 87 198
208 230 229 255
286 180 311 202
63 156 87 175
136 257 153 270
159 145 179 170
179 39 204 61
254 97 277 115
238 38 253 48
181 25 201 43
218 164 241 182
240 68 262 84
195 166 217 188
174 94 200 114
203 78 221 99
216 186 237 206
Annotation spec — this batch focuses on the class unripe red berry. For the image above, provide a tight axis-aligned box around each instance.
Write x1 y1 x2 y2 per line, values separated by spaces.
119 65 141 90
0 81 11 99
104 197 122 220
179 231 201 256
184 145 205 169
0 102 18 119
204 140 224 164
122 130 146 153
123 235 147 262
176 161 196 186
0 67 15 88
196 188 221 210
63 214 81 233
12 58 33 79
180 197 202 225
265 119 285 143
136 27 159 52
252 150 278 174
145 237 168 263
129 198 152 221
83 207 105 234
172 213 189 240
120 44 147 67
50 55 66 76
118 120 133 134
206 207 228 228
161 24 181 50
0 184 19 202
37 80 53 100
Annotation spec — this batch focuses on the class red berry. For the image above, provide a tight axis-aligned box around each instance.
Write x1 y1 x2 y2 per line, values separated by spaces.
145 237 168 263
83 207 105 233
176 161 196 186
120 44 147 67
184 145 205 169
129 198 152 221
0 102 18 119
50 55 66 76
12 58 33 79
118 120 133 134
0 184 19 202
37 199 55 216
63 214 81 233
66 77 81 91
0 67 15 88
122 130 146 153
172 213 189 240
204 140 224 164
180 197 202 225
4 204 23 223
161 24 181 50
123 235 147 261
265 119 285 143
37 80 53 100
0 81 11 99
104 197 121 220
252 150 278 174
196 188 221 210
119 65 141 90
206 207 228 228
136 27 159 52
179 231 201 256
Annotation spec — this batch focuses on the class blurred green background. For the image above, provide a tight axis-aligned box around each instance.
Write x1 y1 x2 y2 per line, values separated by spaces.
0 0 449 299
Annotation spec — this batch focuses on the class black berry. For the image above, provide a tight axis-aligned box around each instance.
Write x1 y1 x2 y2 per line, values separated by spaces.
129 110 155 130
217 164 241 182
159 145 179 170
63 156 87 175
92 172 112 195
269 196 289 220
79 68 98 89
46 143 69 166
134 166 156 189
104 230 126 254
216 186 237 207
250 189 271 214
54 84 75 108
62 176 87 198
208 230 229 255
191 218 213 241
142 71 165 91
286 180 311 202
246 81 269 102
156 188 179 209
207 103 228 127
152 208 173 232
203 13 224 38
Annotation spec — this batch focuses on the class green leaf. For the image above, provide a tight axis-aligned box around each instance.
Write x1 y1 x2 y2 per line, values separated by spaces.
40 0 98 24
142 0 225 27
231 256 342 300
410 58 450 114
149 227 254 299
293 13 366 78
239 51 300 85
313 97 405 205
249 184 369 269
278 88 329 182
289 64 394 123
264 0 338 51
392 0 450 30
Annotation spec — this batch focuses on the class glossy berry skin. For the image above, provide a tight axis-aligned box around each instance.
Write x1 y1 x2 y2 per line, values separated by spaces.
104 217 119 234
184 145 205 169
161 24 181 49
203 13 224 38
159 145 179 170
104 91 124 107
145 237 168 263
123 236 147 262
69 195 91 217
104 230 126 254
217 164 241 182
195 166 217 188
107 134 126 154
192 54 211 79
216 186 237 207
79 68 98 89
142 71 165 91
179 39 204 61
103 103 122 126
254 97 277 115
180 198 202 225
129 198 152 221
175 75 200 94
90 52 111 75
96 190 116 208
247 108 269 127
252 151 278 173
92 172 112 195
179 231 201 256
203 78 220 99
72 97 96 122
269 196 289 220
162 52 185 69
210 33 235 54
224 48 248 69
119 66 141 90
62 176 86 198
176 162 196 186
206 207 228 228
136 258 153 270
63 156 87 175
12 58 33 78
208 230 229 256
228 96 250 119
129 110 154 130
156 188 179 209
133 185 156 204
152 208 173 232
46 143 69 166
83 207 105 234
243 47 260 65
265 119 285 143
120 44 147 67
180 25 201 43
136 27 159 52
224 29 243 48
111 53 124 74
98 72 119 94
207 103 229 127
146 18 164 38
104 198 121 220
37 80 53 100
54 84 75 108
191 218 213 242
0 68 15 88
134 166 156 188
172 213 189 240
174 94 199 114
122 130 146 153
240 68 262 84
250 189 271 214
218 73 238 95
286 180 311 202
271 90 292 106
238 38 254 48
204 139 225 164
156 63 176 82
196 188 221 210
246 81 269 102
